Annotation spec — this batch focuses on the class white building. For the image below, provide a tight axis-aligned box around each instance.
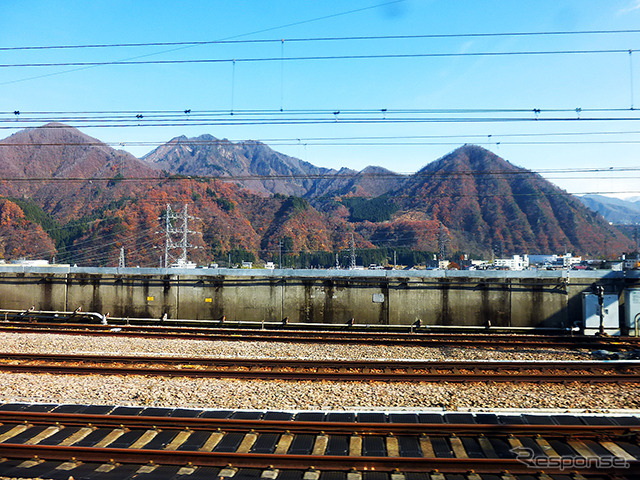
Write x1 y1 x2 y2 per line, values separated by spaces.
494 255 529 271
528 253 581 268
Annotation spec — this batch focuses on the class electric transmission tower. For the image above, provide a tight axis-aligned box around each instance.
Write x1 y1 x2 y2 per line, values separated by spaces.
438 222 448 261
350 233 357 269
162 204 199 267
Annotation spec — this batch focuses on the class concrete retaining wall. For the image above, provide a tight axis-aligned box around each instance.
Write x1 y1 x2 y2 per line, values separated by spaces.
0 266 638 329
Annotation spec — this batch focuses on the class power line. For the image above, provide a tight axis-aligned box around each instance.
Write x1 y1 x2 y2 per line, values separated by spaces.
1 107 635 115
0 0 406 87
0 166 639 182
6 128 640 148
3 29 640 51
1 48 635 68
1 106 637 122
8 140 640 148
4 116 640 130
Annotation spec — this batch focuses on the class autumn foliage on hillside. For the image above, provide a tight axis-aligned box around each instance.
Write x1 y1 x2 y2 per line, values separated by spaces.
0 125 633 266
0 199 56 260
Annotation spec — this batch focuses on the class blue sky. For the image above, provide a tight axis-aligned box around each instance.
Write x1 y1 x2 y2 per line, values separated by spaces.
2 0 640 197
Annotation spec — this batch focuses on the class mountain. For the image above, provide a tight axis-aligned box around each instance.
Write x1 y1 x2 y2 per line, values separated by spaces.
0 123 160 220
387 145 631 256
0 125 633 265
578 194 640 225
141 135 404 198
142 134 337 197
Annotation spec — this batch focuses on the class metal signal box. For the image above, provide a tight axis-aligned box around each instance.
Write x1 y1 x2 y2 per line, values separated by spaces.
582 293 620 336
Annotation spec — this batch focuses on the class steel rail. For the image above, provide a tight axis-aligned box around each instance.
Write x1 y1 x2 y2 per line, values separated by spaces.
1 410 639 436
2 321 639 350
0 352 638 382
0 443 637 474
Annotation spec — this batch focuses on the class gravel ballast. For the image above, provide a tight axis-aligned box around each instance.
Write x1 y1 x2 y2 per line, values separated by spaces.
0 332 593 361
0 332 635 411
0 372 638 410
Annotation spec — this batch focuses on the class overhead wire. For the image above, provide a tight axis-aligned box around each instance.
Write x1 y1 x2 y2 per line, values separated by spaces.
5 116 640 129
1 48 637 69
3 28 640 52
6 129 640 148
0 0 407 86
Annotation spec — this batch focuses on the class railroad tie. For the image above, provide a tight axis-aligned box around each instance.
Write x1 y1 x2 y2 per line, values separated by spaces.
164 429 193 450
136 463 158 475
599 439 637 461
534 434 561 458
506 434 524 452
348 435 362 456
274 432 294 454
54 460 82 472
58 427 95 446
94 462 118 473
449 434 468 458
129 429 159 449
177 465 197 476
93 428 127 448
236 431 258 453
419 434 435 458
261 468 279 479
23 425 62 445
477 435 498 458
198 430 224 452
347 470 362 480
303 469 320 480
0 424 31 443
218 466 238 478
16 459 44 470
386 435 400 457
312 434 329 455
567 438 600 459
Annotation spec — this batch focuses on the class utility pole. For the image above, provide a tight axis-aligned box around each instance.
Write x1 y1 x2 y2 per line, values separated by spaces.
279 239 283 269
393 250 397 270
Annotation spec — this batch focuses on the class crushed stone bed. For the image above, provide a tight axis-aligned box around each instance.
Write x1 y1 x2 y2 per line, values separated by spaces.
0 332 633 411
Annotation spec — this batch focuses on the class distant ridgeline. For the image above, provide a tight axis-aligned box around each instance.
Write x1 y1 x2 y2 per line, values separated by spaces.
0 124 633 266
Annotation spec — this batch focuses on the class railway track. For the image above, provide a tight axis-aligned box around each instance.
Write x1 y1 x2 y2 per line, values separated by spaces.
1 352 639 382
0 405 638 476
2 319 640 350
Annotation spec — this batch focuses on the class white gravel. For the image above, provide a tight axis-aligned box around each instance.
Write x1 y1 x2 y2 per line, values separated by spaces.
0 372 638 410
0 332 593 361
0 332 635 411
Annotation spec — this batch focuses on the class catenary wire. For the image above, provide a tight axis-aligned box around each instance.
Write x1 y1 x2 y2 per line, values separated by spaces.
1 48 637 69
3 29 640 51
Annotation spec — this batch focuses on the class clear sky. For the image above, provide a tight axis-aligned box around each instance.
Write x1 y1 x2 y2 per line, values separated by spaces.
2 0 640 198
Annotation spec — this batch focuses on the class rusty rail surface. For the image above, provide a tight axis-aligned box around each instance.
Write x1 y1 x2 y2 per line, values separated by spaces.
0 352 638 382
2 320 640 350
0 410 638 474
1 410 638 436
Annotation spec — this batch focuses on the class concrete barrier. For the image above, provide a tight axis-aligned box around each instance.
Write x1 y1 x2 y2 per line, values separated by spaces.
0 266 638 329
